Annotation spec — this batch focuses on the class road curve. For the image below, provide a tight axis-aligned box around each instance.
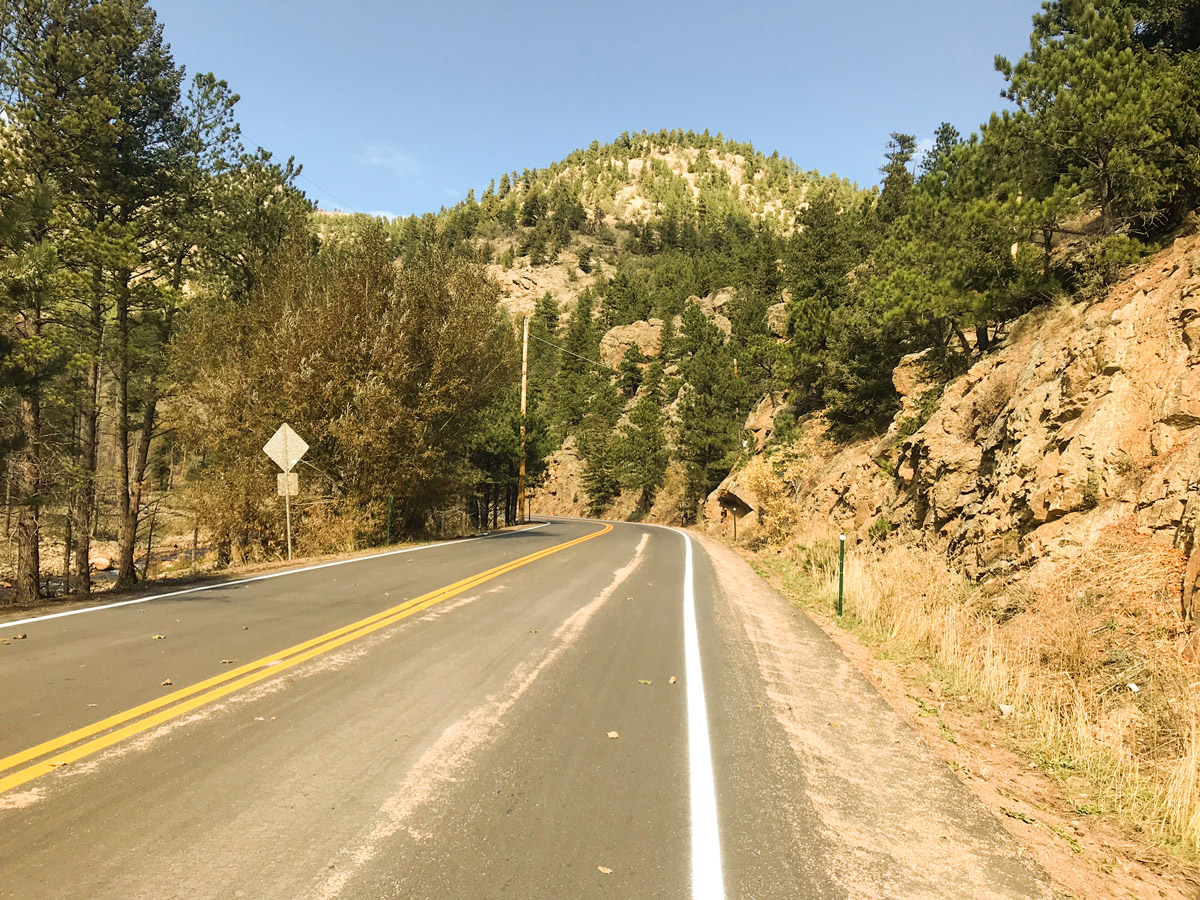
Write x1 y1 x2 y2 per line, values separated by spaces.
0 517 1048 899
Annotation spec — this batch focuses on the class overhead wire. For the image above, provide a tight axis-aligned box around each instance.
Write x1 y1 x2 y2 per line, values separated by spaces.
528 331 614 372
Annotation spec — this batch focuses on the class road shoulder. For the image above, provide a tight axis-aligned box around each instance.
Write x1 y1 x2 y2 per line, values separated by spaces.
693 532 1052 900
704 534 1199 900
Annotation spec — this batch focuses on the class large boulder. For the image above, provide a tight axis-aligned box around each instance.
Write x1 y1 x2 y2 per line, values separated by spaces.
703 470 761 537
685 289 734 337
599 319 663 368
766 302 788 337
745 392 786 450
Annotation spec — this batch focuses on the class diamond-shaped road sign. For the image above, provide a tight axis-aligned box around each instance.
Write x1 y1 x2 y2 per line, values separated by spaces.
263 423 309 472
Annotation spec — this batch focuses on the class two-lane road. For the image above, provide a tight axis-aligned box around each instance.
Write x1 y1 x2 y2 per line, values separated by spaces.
0 518 1049 899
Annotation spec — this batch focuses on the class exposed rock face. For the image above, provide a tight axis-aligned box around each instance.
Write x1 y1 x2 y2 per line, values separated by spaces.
745 392 786 450
767 302 788 337
703 473 760 536
599 319 663 368
894 240 1200 582
687 288 733 336
528 436 589 519
892 350 936 419
487 256 603 322
703 235 1200 599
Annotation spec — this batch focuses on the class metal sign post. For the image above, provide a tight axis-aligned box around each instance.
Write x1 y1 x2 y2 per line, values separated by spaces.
838 533 846 617
263 423 309 561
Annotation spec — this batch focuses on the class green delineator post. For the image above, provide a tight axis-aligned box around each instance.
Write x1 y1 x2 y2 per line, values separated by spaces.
386 494 393 546
838 533 845 617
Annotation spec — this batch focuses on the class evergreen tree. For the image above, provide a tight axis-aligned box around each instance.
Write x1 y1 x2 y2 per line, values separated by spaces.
553 289 601 430
616 366 669 513
0 136 60 603
876 133 918 225
617 345 647 398
919 122 963 181
784 188 865 410
577 376 623 514
997 0 1200 232
674 302 740 521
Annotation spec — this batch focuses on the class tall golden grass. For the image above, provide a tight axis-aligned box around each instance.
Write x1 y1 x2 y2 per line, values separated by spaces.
775 524 1199 854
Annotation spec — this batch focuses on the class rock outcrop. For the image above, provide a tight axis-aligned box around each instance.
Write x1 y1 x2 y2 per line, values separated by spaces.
703 234 1200 602
687 288 734 336
599 319 663 368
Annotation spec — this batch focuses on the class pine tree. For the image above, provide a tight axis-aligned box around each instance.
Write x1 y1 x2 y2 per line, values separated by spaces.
674 302 740 522
554 289 600 430
616 365 668 513
876 133 918 225
997 0 1200 232
577 376 623 514
617 345 647 398
0 136 60 603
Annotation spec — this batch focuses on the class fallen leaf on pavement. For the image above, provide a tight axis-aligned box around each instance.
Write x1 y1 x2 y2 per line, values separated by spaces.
597 866 612 874
13 634 27 640
669 676 677 684
152 634 165 640
220 659 235 664
638 680 652 685
607 731 619 739
161 679 173 686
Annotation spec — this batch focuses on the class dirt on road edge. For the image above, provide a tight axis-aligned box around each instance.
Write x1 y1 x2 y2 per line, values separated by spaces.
708 535 1200 900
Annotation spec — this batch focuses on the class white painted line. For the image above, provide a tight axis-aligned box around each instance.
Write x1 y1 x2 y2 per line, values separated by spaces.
3 522 550 630
682 532 726 900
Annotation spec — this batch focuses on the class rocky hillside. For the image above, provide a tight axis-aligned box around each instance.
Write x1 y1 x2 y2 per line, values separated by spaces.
707 230 1200 604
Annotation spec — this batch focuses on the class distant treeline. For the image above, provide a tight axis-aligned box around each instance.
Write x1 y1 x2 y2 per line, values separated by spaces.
4 0 1199 602
0 0 533 603
309 0 1200 521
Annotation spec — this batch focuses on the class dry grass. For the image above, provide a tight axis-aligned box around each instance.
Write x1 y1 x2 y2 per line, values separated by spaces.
765 524 1200 857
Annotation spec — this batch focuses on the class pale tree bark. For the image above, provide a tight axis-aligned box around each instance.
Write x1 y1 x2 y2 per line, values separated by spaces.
71 276 104 601
14 391 41 605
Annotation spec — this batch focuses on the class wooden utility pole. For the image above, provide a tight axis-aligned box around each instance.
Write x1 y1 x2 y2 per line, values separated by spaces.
518 315 530 525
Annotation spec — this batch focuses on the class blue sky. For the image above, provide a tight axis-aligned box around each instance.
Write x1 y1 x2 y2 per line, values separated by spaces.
151 0 1042 218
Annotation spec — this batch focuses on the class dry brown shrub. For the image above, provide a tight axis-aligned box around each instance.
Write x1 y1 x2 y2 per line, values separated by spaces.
296 500 380 557
972 369 1016 424
789 525 1200 852
739 456 796 546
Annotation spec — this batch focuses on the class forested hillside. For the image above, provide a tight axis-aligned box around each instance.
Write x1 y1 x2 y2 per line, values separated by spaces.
3 0 1200 610
310 0 1200 533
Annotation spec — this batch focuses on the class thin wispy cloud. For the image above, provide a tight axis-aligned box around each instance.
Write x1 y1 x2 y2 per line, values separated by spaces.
360 142 421 178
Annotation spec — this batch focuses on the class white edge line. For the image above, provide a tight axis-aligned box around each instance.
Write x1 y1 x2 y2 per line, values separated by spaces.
681 530 727 900
4 522 550 630
489 515 726 896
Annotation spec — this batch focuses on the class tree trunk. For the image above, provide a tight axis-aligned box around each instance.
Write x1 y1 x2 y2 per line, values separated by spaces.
975 324 991 354
72 292 103 601
116 263 178 589
115 275 137 589
14 391 41 604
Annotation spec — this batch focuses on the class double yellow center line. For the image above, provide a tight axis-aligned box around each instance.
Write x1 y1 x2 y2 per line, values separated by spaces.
0 522 612 795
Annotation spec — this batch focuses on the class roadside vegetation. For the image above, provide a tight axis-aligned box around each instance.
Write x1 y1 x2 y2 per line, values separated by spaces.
3 0 1200 631
754 530 1200 856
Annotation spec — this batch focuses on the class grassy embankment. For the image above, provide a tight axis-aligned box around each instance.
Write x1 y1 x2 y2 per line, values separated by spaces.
751 525 1198 860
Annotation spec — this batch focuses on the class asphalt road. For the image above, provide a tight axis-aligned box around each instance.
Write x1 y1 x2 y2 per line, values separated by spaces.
0 517 1050 899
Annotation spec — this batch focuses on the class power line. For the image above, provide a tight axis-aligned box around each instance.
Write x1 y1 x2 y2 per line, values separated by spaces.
240 134 368 217
528 331 613 372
